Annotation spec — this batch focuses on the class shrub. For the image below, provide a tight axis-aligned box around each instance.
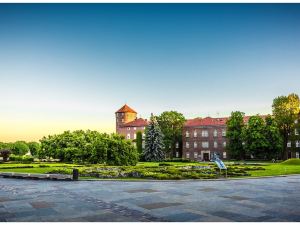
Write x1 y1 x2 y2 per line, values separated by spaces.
21 155 34 163
9 155 34 163
9 154 23 161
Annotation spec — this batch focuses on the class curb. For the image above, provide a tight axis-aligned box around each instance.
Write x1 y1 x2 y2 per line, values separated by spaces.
78 174 300 182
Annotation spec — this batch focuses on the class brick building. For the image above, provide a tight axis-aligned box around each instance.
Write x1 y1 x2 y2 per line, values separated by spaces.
182 116 266 161
287 115 300 159
115 104 148 143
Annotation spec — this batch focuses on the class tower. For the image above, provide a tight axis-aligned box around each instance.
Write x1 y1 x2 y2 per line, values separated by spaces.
115 104 137 132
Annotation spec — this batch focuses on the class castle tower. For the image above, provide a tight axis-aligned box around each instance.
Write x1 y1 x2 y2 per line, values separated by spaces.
115 104 137 132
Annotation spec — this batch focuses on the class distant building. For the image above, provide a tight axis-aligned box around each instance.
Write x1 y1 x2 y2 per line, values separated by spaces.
287 115 300 159
115 104 148 145
182 116 267 161
115 104 300 160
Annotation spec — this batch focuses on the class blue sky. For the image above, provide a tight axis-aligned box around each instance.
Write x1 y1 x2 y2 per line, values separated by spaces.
0 4 300 141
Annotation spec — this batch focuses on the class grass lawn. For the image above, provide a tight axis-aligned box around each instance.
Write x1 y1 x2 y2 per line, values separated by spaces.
0 159 299 179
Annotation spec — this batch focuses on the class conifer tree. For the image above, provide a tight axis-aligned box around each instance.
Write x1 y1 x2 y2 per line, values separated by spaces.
143 115 165 161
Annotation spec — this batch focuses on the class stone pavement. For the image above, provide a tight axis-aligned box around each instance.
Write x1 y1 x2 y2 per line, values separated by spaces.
0 175 300 222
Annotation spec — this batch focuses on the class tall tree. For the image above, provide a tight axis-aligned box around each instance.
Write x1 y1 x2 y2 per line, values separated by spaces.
272 93 300 159
264 115 283 160
143 115 165 162
155 111 186 158
226 111 245 160
242 115 268 159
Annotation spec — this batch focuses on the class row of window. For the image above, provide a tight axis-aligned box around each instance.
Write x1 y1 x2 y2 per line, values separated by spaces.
127 127 145 131
185 141 226 149
126 133 145 139
185 129 226 138
186 152 227 159
287 141 300 148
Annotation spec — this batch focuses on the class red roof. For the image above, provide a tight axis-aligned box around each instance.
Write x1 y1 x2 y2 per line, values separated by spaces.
122 118 148 127
115 104 137 114
185 117 229 127
185 115 268 127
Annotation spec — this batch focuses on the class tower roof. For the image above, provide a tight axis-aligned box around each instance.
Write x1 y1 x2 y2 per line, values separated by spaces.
115 104 137 114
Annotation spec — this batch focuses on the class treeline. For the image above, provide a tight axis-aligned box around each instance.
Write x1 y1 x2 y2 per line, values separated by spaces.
39 130 139 165
226 93 300 160
0 141 40 156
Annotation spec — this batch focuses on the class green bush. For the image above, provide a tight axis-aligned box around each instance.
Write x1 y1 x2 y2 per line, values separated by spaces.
9 155 23 161
9 155 34 163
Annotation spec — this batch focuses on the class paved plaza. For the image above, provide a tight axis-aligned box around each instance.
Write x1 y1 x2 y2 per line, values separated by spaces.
0 175 300 222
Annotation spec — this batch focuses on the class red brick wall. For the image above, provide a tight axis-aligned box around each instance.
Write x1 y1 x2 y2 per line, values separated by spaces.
182 125 227 161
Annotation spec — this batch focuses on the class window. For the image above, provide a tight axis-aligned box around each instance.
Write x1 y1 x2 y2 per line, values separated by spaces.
194 130 197 137
287 141 291 148
142 141 145 148
134 127 136 130
213 129 218 137
176 152 179 157
176 142 179 148
214 141 218 148
127 133 130 139
201 130 209 137
223 152 227 159
186 152 190 158
127 127 130 130
296 141 300 148
222 129 226 137
223 141 226 147
186 131 190 137
202 141 209 148
194 152 198 158
295 129 299 136
296 152 299 159
186 142 190 148
134 133 136 139
194 142 197 148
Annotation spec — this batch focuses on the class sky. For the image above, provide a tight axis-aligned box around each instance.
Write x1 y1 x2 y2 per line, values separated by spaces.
0 3 300 142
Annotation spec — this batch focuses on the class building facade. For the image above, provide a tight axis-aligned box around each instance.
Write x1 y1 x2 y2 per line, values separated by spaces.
182 117 228 161
115 104 148 144
287 116 300 159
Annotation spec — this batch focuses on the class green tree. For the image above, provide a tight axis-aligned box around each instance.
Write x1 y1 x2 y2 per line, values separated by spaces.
242 115 268 159
264 115 283 159
27 142 41 156
156 111 186 158
272 93 300 159
11 141 29 155
226 111 245 160
39 130 138 165
143 115 165 161
136 131 143 154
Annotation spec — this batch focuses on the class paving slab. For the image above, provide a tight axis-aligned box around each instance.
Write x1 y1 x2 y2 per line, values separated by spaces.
0 175 300 221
